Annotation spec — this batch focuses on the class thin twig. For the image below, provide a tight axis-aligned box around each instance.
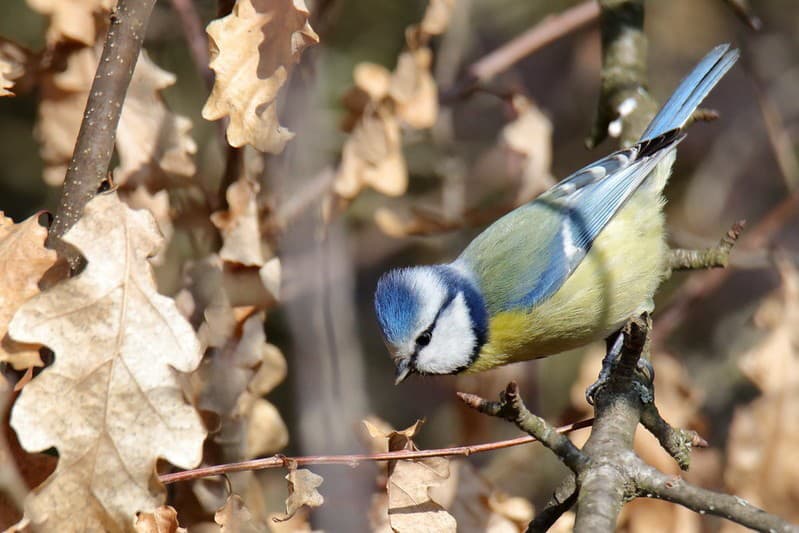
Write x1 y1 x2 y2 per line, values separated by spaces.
442 1 599 101
169 0 213 91
667 220 746 272
157 418 593 484
654 192 799 346
47 0 157 266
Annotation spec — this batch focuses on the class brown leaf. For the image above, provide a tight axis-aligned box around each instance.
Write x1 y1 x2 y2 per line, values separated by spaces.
500 95 555 202
0 40 28 97
26 0 113 45
211 177 273 267
196 311 288 460
273 468 324 522
430 460 533 532
418 0 455 36
723 259 799 527
390 48 437 129
364 419 456 533
215 494 264 532
36 46 196 188
114 51 197 187
334 108 407 199
8 192 206 531
0 213 57 370
134 506 187 533
202 0 319 153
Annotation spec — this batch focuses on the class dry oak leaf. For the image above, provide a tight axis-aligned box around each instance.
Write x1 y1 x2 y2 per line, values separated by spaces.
334 108 407 199
0 40 28 97
9 192 206 532
196 312 288 460
723 258 799 528
363 419 456 533
430 460 533 533
0 213 57 370
26 0 113 45
210 177 271 267
215 494 265 532
202 0 319 153
389 48 437 130
134 506 187 533
273 468 324 523
36 47 196 188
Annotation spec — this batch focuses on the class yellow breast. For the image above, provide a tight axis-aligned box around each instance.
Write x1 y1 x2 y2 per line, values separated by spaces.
468 171 670 373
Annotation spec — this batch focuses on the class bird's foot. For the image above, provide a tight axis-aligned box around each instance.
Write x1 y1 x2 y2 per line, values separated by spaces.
585 332 655 405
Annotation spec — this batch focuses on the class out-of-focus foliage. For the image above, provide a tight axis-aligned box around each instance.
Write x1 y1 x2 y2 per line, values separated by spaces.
0 0 797 531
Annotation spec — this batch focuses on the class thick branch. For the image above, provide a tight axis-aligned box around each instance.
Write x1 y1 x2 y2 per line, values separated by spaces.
636 464 797 532
47 0 157 264
587 0 658 148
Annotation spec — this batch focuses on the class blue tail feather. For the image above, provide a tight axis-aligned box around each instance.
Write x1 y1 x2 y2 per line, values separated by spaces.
641 44 739 141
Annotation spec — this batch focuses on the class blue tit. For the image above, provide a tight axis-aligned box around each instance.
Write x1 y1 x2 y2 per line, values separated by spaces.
375 44 739 384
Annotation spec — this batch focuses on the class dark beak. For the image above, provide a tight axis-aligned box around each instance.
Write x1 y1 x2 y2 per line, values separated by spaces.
394 358 412 385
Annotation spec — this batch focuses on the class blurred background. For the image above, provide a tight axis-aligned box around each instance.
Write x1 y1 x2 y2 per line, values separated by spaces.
1 0 798 530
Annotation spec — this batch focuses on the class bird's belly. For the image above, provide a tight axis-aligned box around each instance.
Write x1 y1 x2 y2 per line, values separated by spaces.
471 188 668 372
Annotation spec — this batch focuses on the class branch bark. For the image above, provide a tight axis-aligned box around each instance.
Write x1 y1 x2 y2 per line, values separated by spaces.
46 0 157 266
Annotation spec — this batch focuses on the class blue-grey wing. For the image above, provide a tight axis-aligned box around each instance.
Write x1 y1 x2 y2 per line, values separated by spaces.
457 130 682 313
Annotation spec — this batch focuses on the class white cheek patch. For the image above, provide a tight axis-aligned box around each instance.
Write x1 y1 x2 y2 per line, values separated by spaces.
415 293 476 375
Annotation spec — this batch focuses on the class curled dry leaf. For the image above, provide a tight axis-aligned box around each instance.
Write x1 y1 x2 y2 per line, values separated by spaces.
196 311 288 461
273 468 324 523
211 177 273 267
37 47 196 188
724 258 799 526
0 40 28 97
215 494 264 532
9 192 206 531
334 0 454 200
26 0 113 45
0 213 57 370
202 0 319 153
134 506 187 533
363 419 456 533
335 108 407 199
430 460 533 533
500 95 555 202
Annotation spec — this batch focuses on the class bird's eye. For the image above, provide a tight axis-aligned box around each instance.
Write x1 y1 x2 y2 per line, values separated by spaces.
416 331 432 347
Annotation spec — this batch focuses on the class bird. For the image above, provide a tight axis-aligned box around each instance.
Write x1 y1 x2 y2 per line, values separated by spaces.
374 44 739 385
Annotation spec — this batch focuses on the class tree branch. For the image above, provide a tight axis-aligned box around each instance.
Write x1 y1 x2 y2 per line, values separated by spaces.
157 418 593 484
587 0 658 148
636 464 797 532
46 0 157 266
442 1 599 101
667 220 746 272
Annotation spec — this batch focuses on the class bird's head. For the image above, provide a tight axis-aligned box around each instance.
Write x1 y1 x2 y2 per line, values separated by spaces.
374 265 488 384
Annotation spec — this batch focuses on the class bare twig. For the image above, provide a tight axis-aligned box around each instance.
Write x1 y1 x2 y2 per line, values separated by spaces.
442 1 599 101
640 403 707 471
654 192 799 346
47 0 157 266
528 476 578 532
722 0 763 31
157 418 593 484
169 0 213 91
458 383 588 472
667 220 746 272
